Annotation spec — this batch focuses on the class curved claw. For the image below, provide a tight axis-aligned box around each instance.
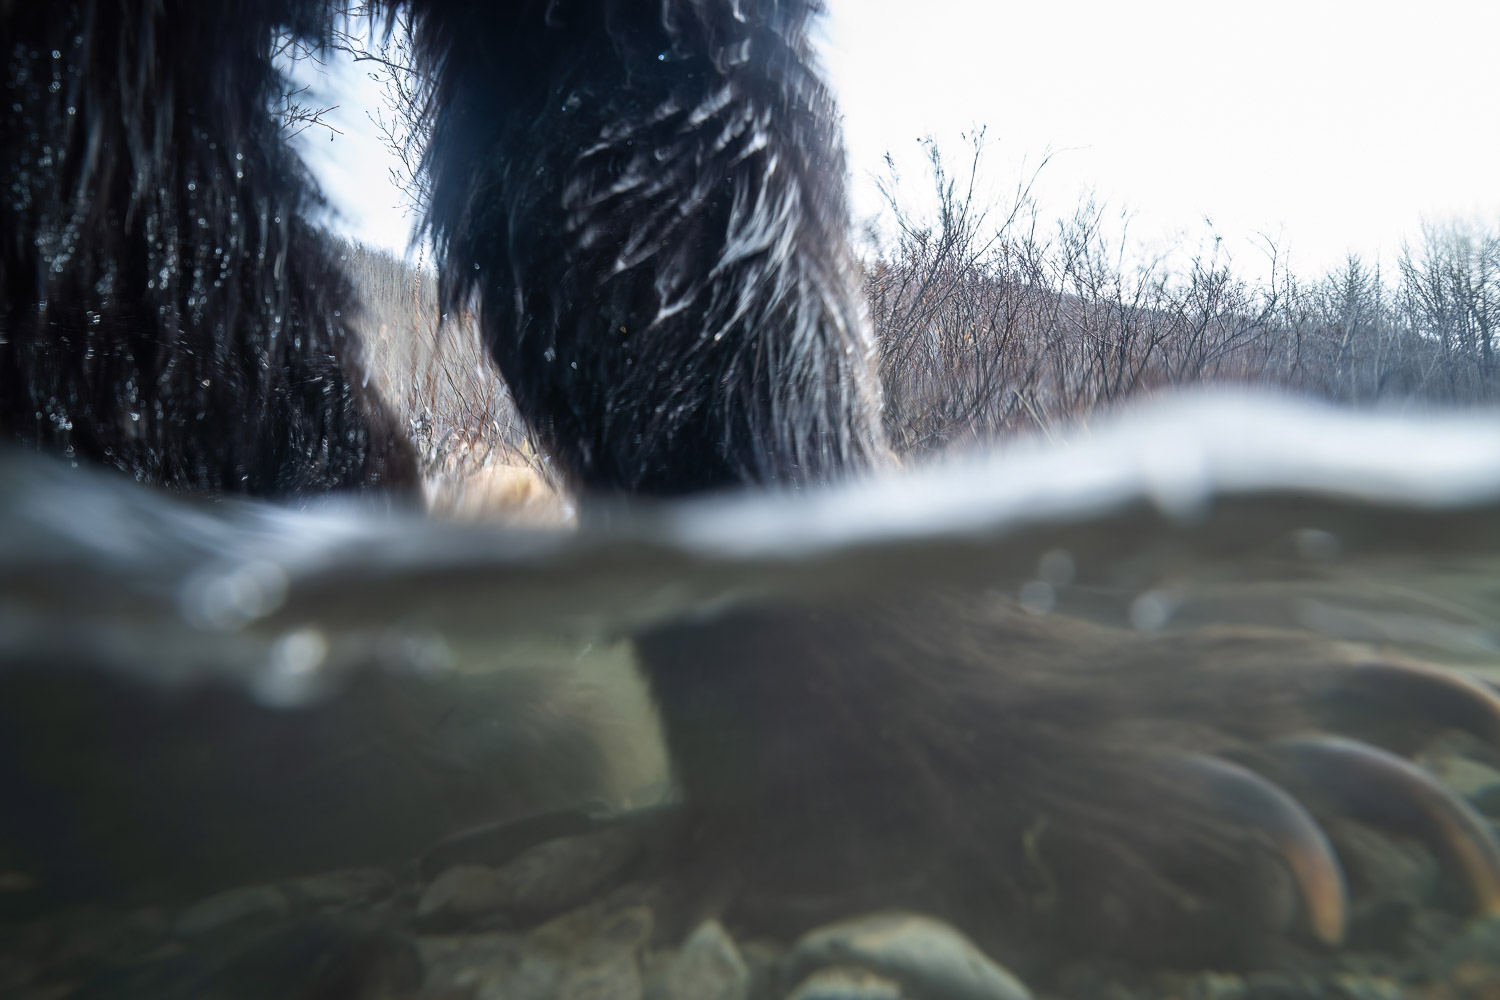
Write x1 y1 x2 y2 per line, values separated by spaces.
1331 661 1500 749
1271 735 1500 917
1165 753 1347 945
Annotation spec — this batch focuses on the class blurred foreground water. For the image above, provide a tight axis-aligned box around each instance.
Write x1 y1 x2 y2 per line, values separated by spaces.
6 391 1500 998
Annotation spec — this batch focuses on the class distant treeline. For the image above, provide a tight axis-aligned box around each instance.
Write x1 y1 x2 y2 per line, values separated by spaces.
870 138 1500 456
336 239 536 482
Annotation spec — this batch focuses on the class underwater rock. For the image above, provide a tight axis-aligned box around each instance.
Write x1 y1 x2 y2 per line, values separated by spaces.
420 902 652 1000
545 904 652 1000
417 932 551 1000
13 866 1500 1000
1188 975 1247 1000
173 886 290 937
74 916 420 1000
285 869 397 910
647 920 750 1000
418 825 641 929
784 912 1031 1000
555 945 646 1000
1327 974 1403 1000
784 966 905 1000
1242 971 1326 999
418 865 514 928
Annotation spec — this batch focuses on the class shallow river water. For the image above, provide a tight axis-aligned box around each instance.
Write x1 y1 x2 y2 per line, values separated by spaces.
5 392 1500 999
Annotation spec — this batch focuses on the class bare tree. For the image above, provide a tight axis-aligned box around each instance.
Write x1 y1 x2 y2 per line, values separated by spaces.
867 133 1500 459
271 31 344 140
329 5 433 213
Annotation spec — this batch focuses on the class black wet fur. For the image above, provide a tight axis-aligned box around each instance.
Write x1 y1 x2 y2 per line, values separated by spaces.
398 0 887 498
1 0 417 498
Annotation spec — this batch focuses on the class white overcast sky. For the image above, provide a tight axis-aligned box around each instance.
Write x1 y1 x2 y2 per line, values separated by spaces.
295 0 1500 283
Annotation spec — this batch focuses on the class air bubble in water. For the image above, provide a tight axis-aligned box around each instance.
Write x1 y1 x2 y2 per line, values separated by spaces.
1037 549 1075 588
179 559 290 630
1129 590 1176 632
1019 580 1055 616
